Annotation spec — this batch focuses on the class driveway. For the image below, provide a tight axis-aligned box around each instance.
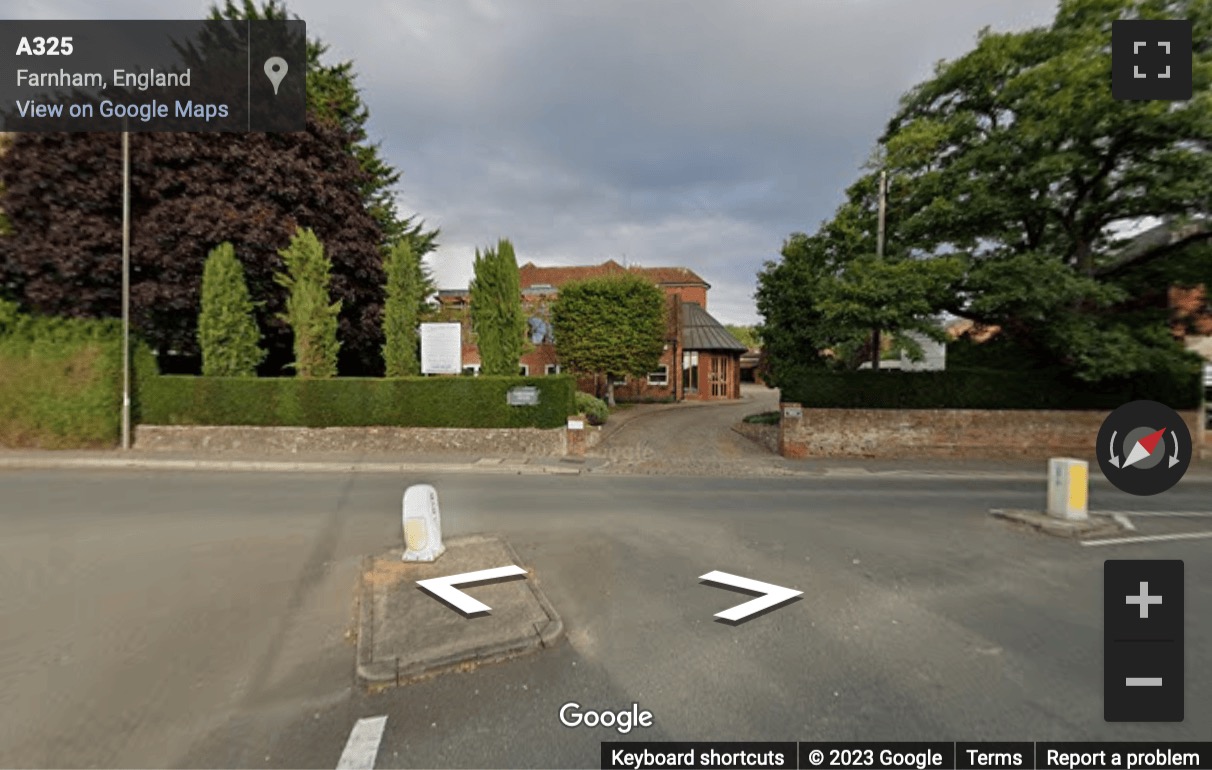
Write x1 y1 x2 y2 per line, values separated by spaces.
588 383 784 475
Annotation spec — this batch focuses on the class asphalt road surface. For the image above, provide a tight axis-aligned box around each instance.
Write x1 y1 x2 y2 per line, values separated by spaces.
1 469 1209 768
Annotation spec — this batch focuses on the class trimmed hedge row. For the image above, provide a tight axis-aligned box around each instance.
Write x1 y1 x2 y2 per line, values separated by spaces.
780 367 1202 410
0 313 157 447
140 374 577 429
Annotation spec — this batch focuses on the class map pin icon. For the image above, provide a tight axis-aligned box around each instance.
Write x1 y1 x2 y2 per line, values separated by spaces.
264 56 288 95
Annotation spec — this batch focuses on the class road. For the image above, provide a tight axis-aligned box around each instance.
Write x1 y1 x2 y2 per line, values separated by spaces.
0 469 1208 768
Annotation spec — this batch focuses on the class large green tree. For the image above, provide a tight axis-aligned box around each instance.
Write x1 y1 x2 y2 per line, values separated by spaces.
382 239 421 377
469 239 526 376
760 0 1210 385
276 227 341 378
198 242 265 376
879 0 1210 380
551 274 666 406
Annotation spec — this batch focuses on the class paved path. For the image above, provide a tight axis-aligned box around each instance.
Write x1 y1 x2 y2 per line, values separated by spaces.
589 383 786 475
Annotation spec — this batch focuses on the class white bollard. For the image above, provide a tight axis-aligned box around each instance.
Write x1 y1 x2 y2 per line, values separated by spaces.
402 484 446 562
1047 457 1088 521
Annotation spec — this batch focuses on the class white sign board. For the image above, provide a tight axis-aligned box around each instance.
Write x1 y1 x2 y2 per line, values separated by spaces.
420 322 462 375
899 331 947 372
1204 363 1212 388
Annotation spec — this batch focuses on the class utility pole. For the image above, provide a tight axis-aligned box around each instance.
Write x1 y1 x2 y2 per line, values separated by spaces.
871 169 887 370
121 130 131 450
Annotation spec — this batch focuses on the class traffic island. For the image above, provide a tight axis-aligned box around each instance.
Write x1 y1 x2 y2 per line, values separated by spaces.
990 508 1123 539
355 534 563 688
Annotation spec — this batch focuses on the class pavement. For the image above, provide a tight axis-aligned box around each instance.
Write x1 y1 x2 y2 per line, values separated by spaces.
357 535 563 686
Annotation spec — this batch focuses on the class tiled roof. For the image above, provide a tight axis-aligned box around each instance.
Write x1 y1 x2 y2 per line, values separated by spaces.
518 259 709 290
681 302 747 352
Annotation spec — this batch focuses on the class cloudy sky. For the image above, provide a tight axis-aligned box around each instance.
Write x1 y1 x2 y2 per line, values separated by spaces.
10 0 1060 325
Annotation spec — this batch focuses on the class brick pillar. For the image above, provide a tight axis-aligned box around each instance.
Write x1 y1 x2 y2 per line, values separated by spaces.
779 402 804 458
566 417 587 457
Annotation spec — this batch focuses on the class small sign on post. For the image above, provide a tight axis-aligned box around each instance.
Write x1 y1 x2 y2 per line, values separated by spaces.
402 484 445 562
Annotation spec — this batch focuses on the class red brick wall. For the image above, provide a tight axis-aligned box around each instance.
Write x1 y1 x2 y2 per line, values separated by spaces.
778 404 1202 460
665 285 707 309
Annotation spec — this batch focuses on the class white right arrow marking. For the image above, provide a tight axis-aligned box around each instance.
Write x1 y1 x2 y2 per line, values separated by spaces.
701 570 802 622
416 565 527 614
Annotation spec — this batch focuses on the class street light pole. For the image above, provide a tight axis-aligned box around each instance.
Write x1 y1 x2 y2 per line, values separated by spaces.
121 130 131 450
871 169 887 370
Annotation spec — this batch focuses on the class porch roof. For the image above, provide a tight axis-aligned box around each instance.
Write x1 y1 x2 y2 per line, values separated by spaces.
681 302 747 352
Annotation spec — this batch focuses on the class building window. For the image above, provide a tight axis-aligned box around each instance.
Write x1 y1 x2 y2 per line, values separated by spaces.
647 365 669 386
519 364 529 376
682 351 698 393
462 364 480 376
610 375 627 386
545 364 561 375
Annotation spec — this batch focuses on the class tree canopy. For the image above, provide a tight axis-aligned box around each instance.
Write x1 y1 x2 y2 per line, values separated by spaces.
758 0 1210 386
0 0 438 375
551 274 666 405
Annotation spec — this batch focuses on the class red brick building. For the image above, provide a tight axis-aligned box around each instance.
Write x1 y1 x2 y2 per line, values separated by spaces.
436 259 747 401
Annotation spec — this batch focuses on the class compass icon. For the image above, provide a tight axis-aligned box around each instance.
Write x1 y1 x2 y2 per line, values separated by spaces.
1096 400 1192 495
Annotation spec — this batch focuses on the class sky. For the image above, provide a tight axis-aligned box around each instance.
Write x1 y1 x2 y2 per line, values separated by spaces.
9 0 1061 325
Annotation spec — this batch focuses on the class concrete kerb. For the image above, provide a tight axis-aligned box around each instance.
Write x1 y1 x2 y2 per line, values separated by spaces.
0 453 590 476
355 535 563 688
990 508 1124 539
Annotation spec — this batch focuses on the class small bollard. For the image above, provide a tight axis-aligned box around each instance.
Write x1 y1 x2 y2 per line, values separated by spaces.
402 484 446 562
1047 457 1088 521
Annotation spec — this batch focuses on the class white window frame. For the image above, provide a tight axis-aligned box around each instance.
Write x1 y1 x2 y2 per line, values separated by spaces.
545 363 561 375
647 365 669 386
519 364 530 376
610 375 627 386
462 364 481 376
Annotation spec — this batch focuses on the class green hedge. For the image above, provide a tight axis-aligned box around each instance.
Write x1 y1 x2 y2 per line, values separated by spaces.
780 367 1202 410
141 374 576 429
0 312 157 447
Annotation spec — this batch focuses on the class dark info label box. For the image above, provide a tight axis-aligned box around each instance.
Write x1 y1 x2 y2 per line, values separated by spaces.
0 20 304 132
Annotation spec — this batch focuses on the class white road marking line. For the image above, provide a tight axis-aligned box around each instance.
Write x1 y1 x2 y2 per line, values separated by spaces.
337 715 388 770
1092 510 1212 518
1081 531 1212 547
1111 513 1137 531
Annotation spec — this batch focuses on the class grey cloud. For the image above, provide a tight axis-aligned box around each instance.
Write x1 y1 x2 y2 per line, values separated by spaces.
13 0 1059 324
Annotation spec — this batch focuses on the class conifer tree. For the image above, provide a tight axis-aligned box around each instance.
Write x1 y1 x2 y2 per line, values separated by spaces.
382 239 421 376
198 242 265 376
469 239 526 376
275 227 341 378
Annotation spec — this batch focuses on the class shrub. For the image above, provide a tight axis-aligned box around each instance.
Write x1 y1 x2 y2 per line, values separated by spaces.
743 411 780 425
575 391 609 425
779 367 1202 410
140 374 575 429
0 313 157 447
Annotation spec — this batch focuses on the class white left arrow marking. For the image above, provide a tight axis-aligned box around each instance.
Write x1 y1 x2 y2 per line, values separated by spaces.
701 570 802 622
416 565 527 614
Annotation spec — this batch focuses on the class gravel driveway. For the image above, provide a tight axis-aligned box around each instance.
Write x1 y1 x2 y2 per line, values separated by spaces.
588 383 787 475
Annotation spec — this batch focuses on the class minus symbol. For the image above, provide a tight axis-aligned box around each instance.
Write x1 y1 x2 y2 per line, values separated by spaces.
1126 677 1163 687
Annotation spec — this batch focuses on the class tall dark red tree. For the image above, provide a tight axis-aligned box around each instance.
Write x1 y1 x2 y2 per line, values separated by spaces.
0 118 387 374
